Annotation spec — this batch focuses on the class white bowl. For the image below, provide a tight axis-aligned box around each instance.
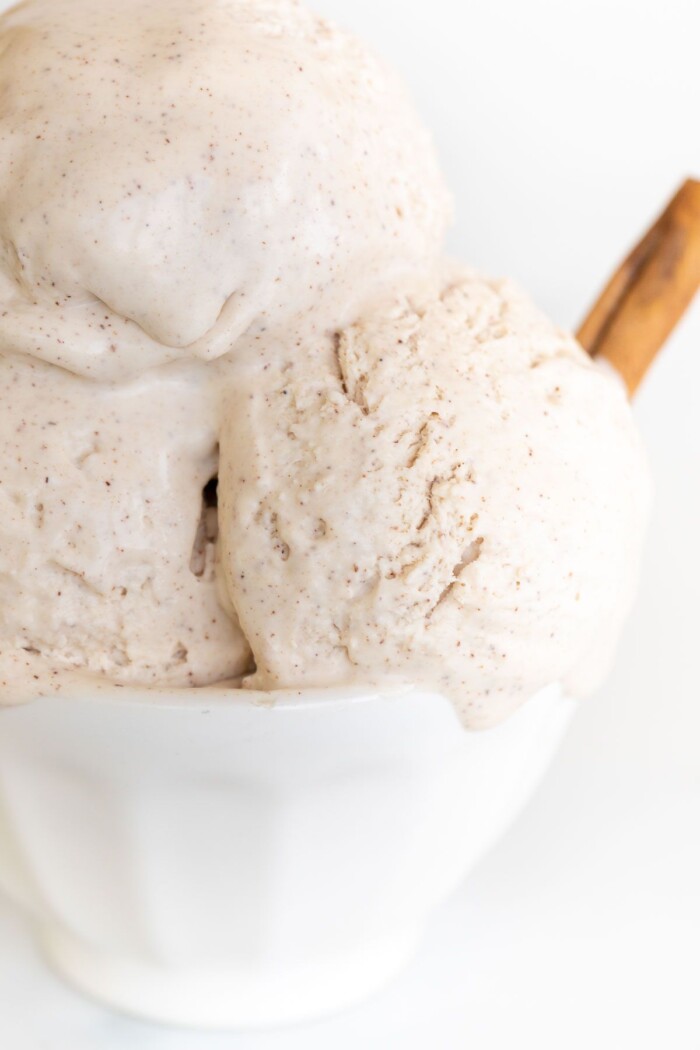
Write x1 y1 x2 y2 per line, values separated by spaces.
0 682 574 1029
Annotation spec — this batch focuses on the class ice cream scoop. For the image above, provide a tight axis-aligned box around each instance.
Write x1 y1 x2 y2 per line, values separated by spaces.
0 0 449 695
0 0 685 1029
0 0 659 729
0 0 449 381
0 355 251 699
217 268 651 728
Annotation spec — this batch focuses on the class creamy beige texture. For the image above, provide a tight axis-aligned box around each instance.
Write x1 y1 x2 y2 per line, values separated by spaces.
0 0 449 697
218 270 650 728
0 353 251 699
0 0 449 381
0 0 650 726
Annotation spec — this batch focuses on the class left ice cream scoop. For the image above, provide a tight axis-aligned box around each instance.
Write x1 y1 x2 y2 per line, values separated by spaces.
0 356 252 698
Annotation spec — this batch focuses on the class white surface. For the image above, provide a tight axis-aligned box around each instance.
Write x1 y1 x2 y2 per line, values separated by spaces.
0 683 572 1028
1 0 699 1046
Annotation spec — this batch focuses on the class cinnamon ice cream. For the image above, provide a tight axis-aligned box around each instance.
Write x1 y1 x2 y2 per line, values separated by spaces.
0 0 449 381
0 355 250 697
218 269 650 727
0 0 449 696
0 0 650 727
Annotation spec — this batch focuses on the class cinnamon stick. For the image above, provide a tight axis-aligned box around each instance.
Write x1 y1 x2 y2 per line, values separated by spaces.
577 178 700 396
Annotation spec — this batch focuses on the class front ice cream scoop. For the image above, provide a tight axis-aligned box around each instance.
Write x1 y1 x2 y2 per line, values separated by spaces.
217 269 650 728
0 0 449 381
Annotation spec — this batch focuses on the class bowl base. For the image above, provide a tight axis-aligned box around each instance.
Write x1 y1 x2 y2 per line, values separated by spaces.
39 923 423 1029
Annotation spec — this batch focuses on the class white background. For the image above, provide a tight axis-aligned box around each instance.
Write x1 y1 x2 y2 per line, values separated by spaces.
1 0 699 1047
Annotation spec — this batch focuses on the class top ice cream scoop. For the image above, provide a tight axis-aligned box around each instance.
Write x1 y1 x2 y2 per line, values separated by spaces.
0 0 449 381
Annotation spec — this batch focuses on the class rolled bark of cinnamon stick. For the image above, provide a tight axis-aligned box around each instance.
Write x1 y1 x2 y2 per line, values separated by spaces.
577 178 700 396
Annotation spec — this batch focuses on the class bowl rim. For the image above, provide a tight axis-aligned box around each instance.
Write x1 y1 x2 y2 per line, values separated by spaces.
10 671 418 714
5 675 566 732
